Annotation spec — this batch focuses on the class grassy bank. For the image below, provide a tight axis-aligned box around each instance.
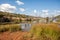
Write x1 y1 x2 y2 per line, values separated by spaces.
27 23 60 40
0 23 60 40
0 24 21 33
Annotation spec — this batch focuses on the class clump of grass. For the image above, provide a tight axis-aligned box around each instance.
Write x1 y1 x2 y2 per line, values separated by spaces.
9 25 21 32
0 27 9 33
29 23 60 40
0 24 21 33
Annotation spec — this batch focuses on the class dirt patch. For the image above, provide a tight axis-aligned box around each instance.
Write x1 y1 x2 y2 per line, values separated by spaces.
0 31 28 40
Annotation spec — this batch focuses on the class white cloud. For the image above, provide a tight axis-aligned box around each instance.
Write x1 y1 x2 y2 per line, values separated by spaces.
16 0 24 5
19 8 25 12
0 4 16 13
34 9 37 13
42 10 49 15
40 10 49 17
57 10 60 13
54 10 60 16
42 10 48 13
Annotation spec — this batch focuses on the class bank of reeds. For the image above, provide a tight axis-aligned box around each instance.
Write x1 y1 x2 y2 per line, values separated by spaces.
0 24 21 33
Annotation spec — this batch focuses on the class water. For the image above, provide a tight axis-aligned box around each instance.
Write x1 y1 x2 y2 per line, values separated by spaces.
20 23 32 31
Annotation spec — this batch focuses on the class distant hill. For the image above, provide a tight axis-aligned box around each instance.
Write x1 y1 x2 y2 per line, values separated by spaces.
0 11 60 24
0 11 34 18
55 15 60 18
0 11 36 24
54 15 60 22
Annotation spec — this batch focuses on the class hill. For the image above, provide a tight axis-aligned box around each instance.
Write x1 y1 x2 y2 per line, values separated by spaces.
0 11 36 24
53 15 60 22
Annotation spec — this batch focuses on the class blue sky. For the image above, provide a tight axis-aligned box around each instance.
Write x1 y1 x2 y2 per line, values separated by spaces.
0 0 60 17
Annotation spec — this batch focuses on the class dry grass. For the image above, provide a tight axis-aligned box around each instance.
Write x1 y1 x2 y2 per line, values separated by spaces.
0 24 21 33
28 23 60 40
0 23 60 40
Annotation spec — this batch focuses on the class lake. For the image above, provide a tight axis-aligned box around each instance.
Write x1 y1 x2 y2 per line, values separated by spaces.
20 22 32 31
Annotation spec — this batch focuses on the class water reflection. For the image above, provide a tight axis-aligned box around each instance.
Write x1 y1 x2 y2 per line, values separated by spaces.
20 22 31 31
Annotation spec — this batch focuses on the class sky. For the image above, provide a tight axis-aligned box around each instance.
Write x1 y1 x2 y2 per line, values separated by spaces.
0 0 60 17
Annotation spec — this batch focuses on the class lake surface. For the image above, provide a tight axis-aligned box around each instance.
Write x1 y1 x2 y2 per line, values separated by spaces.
20 21 39 31
20 22 32 31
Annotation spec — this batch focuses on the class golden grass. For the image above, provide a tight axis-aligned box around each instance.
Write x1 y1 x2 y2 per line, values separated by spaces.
0 23 60 40
0 24 21 32
28 23 60 40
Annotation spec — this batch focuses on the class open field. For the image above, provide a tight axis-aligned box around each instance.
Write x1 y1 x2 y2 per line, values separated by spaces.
0 23 60 40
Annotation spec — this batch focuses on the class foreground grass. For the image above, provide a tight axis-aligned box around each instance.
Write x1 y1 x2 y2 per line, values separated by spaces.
0 24 21 33
27 23 60 40
0 23 60 40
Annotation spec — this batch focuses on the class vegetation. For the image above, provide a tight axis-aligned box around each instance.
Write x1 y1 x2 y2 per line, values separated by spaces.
55 15 60 22
0 24 21 33
0 11 35 23
26 23 60 40
0 23 60 40
0 11 60 40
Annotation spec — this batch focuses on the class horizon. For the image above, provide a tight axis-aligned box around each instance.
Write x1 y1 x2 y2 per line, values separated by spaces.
0 0 60 17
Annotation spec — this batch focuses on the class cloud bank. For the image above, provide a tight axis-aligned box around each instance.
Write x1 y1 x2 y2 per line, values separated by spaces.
0 4 16 13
